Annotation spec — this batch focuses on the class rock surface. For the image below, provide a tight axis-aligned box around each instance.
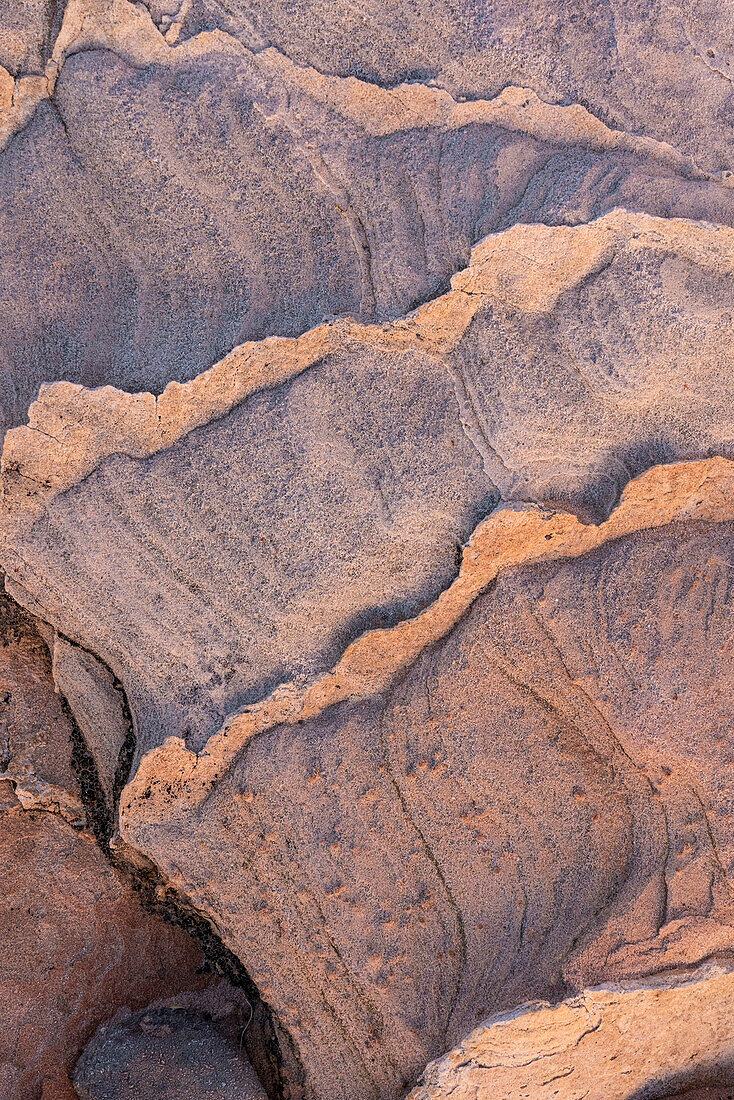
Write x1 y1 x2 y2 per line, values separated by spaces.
2 214 734 764
4 0 734 440
0 591 85 825
50 633 131 811
116 460 734 1099
73 1007 267 1100
170 0 734 177
2 2 734 1099
0 588 251 1100
0 0 61 74
0 779 233 1099
406 968 734 1100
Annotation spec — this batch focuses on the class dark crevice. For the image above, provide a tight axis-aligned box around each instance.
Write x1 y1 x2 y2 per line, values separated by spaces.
108 846 306 1100
63 691 113 845
58 637 303 1099
111 670 137 807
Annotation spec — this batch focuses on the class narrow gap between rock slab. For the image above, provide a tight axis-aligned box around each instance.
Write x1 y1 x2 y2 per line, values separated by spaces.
110 851 305 1100
59 642 301 1100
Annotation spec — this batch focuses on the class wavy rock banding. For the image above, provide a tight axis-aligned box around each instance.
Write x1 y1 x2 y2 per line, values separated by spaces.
4 0 734 442
115 459 734 1098
2 213 733 766
2 3 734 1098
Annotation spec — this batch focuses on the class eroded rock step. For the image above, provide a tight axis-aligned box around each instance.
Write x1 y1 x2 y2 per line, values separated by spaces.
3 3 734 1100
406 968 734 1100
118 481 734 1099
3 0 734 437
3 212 733 764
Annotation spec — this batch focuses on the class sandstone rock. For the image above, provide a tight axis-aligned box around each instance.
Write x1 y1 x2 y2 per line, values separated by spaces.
73 1007 268 1100
406 968 734 1100
0 585 255 1099
2 4 734 1100
3 1 734 439
116 463 734 1099
174 0 734 175
0 0 61 74
2 215 733 765
2 297 498 754
51 634 131 811
0 779 233 1099
0 591 85 825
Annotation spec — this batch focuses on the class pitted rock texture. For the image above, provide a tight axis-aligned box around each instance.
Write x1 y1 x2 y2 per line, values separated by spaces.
2 3 734 1099
4 335 498 754
50 633 131 811
171 0 734 178
2 215 734 765
405 968 734 1100
117 467 734 1100
0 589 252 1100
74 1007 267 1100
0 0 62 74
4 0 734 439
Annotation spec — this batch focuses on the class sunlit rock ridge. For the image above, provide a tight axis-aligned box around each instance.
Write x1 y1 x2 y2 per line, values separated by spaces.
1 2 734 1098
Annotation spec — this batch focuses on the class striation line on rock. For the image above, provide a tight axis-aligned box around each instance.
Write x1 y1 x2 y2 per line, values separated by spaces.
3 209 734 526
119 455 734 828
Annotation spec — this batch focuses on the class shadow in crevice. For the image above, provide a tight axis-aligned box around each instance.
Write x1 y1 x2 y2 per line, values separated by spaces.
39 623 302 1100
625 1063 734 1099
108 842 307 1100
530 435 729 528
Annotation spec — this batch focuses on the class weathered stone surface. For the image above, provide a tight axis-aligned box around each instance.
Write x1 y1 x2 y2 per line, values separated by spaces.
0 779 235 1100
0 584 255 1100
3 330 497 755
115 463 734 1099
3 1 734 440
0 590 85 824
2 4 734 1099
406 968 734 1100
74 1007 268 1100
2 215 733 767
174 0 734 175
0 0 61 74
51 634 130 810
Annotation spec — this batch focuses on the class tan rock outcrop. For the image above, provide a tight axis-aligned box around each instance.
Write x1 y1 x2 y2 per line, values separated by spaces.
407 968 734 1100
160 0 734 179
0 590 86 825
3 4 734 1098
2 199 733 1097
51 634 130 811
0 588 254 1100
2 213 733 770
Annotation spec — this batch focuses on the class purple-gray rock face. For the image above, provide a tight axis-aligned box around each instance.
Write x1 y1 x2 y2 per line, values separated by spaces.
119 503 734 1098
3 2 734 440
2 3 734 1100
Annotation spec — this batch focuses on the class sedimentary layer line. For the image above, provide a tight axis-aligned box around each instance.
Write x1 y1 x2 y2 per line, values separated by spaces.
3 209 733 517
121 455 734 823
